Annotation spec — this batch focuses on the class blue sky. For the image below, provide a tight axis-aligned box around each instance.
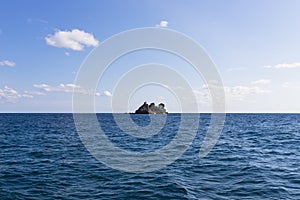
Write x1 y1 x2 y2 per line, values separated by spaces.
1 0 300 112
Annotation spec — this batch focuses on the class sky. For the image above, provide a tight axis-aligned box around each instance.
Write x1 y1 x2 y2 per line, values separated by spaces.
1 0 300 113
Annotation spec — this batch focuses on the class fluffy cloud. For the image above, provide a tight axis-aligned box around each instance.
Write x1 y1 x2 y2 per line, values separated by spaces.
251 79 271 85
33 83 105 96
0 86 32 102
104 90 112 97
0 60 16 67
157 20 168 28
263 62 300 69
45 29 99 51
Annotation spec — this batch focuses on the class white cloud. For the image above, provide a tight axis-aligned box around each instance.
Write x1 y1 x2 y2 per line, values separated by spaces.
282 81 300 89
192 89 211 105
34 83 111 97
251 79 271 85
33 83 101 96
225 86 270 100
201 84 270 101
156 20 168 28
0 60 16 67
263 62 300 69
104 90 112 97
24 91 46 96
0 86 32 102
45 29 99 51
22 94 34 99
65 52 70 56
34 83 81 93
27 18 48 24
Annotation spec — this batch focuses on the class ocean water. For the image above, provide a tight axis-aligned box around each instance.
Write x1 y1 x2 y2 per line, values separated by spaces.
0 113 300 199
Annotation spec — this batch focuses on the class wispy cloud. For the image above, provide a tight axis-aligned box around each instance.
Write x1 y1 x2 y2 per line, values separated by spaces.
156 20 168 28
251 79 271 85
34 83 85 93
263 62 300 69
45 29 99 51
33 83 105 96
0 60 16 67
27 18 48 24
24 91 46 96
0 86 32 102
225 86 270 100
201 84 270 101
282 81 300 89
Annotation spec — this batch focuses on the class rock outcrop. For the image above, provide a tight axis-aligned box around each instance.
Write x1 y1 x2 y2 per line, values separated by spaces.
135 101 168 114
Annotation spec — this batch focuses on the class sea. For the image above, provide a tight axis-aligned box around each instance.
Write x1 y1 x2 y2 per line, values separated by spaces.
0 113 299 199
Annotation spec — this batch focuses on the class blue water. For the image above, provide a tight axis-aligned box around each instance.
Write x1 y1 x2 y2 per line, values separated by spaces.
1 113 300 199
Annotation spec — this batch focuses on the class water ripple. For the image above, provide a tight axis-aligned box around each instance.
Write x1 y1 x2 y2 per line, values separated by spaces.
0 113 300 199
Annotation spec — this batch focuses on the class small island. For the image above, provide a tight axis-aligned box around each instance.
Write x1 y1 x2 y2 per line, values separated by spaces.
134 101 168 114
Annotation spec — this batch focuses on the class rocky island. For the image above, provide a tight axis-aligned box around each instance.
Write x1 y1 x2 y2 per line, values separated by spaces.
134 101 168 114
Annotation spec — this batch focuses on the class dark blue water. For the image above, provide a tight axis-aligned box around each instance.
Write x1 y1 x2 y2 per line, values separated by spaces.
1 114 300 199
